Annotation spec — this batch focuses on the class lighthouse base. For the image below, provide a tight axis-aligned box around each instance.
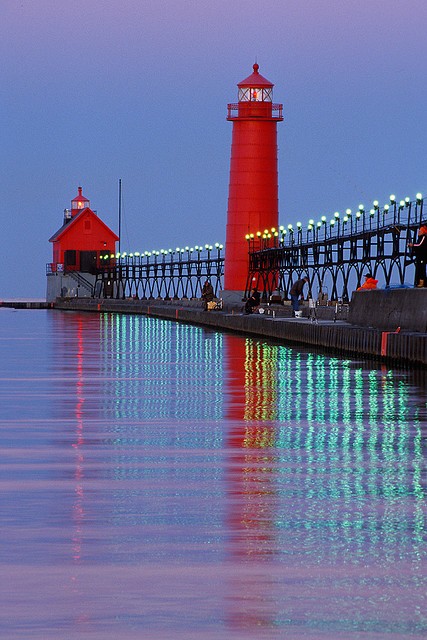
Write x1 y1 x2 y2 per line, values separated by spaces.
46 271 96 302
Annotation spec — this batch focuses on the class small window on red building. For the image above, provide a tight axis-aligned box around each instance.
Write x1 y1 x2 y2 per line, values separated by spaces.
84 220 91 233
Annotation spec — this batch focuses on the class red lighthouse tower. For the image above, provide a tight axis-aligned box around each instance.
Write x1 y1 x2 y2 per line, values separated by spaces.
224 64 283 294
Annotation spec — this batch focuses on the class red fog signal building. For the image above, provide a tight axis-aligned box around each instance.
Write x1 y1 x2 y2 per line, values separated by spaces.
47 187 118 301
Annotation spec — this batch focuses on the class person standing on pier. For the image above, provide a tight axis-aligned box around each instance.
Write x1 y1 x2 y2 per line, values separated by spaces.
408 224 427 287
290 276 309 317
244 288 261 314
201 280 215 309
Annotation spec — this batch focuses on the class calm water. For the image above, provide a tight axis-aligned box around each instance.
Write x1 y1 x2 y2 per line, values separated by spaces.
0 309 426 640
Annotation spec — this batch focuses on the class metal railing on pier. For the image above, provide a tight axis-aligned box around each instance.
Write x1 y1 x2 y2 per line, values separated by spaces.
93 246 224 300
245 195 425 301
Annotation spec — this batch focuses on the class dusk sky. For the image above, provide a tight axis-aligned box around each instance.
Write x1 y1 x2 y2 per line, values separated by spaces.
2 0 426 298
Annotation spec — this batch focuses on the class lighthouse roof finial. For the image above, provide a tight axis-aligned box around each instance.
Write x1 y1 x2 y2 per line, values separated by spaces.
238 63 274 88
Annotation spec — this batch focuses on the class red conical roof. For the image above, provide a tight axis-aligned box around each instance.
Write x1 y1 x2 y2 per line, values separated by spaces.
238 63 274 88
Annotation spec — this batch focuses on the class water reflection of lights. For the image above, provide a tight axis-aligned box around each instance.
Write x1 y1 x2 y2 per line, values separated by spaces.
72 315 85 564
3 310 426 638
100 314 224 425
59 314 426 574
226 336 426 564
55 313 427 635
223 336 426 634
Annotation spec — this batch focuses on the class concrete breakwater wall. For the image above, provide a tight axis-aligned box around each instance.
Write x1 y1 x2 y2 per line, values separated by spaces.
349 288 427 333
54 294 427 366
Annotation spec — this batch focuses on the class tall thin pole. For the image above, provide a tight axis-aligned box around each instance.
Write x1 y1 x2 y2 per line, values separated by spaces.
118 178 122 254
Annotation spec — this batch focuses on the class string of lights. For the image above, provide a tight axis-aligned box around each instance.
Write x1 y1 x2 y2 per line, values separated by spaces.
99 243 224 263
245 193 423 249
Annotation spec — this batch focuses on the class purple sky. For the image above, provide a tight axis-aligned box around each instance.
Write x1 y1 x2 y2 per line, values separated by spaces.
1 0 426 297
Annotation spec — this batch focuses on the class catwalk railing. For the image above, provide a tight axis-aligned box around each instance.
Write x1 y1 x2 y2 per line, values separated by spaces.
245 195 425 301
93 246 224 300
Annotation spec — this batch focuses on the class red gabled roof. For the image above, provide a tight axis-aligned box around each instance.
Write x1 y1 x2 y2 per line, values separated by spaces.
238 63 274 88
49 208 119 243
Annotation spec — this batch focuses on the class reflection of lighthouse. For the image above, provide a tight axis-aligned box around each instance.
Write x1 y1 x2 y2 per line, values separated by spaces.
223 333 279 632
224 64 283 295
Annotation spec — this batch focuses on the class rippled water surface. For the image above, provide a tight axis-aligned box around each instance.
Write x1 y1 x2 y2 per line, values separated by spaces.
1 309 426 639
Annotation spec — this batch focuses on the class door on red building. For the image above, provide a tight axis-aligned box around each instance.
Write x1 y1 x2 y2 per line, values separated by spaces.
64 250 77 269
80 251 97 273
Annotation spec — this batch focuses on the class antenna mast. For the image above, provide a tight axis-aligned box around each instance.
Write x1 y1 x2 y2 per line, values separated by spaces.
118 178 122 254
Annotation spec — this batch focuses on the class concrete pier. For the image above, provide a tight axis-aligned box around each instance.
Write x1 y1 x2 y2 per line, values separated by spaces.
51 289 427 366
0 299 53 309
